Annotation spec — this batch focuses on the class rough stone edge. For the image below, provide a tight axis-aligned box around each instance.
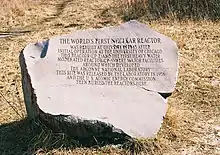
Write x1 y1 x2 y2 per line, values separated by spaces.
19 49 39 119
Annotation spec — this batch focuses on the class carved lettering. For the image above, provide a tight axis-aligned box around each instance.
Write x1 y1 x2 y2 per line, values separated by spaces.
56 37 166 86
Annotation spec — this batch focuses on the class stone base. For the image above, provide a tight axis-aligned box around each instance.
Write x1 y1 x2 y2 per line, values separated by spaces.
39 110 130 146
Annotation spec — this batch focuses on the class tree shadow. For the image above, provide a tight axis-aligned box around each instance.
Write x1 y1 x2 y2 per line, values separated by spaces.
0 119 72 155
0 118 132 155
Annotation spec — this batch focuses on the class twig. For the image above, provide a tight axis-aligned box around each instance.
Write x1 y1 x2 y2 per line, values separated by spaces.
0 30 31 34
0 91 22 118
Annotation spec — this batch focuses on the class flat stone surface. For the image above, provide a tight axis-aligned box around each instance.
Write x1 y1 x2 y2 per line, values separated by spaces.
20 20 178 138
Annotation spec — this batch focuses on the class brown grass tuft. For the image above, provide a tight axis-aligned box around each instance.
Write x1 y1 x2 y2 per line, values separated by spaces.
122 0 220 20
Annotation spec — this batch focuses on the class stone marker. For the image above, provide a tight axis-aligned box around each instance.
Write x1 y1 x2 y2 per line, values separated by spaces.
19 20 178 142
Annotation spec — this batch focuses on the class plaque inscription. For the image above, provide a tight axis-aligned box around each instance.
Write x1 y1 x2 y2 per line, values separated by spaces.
55 37 167 86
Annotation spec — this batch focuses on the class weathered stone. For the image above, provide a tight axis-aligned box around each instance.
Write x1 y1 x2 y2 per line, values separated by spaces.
19 20 178 140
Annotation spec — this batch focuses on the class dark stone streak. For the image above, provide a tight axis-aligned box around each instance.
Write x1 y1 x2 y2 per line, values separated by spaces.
141 87 172 99
158 93 172 99
40 39 49 58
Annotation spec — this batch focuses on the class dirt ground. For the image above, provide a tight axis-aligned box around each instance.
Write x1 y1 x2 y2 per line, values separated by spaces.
0 0 219 154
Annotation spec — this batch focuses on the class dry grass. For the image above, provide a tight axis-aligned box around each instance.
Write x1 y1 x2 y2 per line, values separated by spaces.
0 0 32 17
0 0 220 154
